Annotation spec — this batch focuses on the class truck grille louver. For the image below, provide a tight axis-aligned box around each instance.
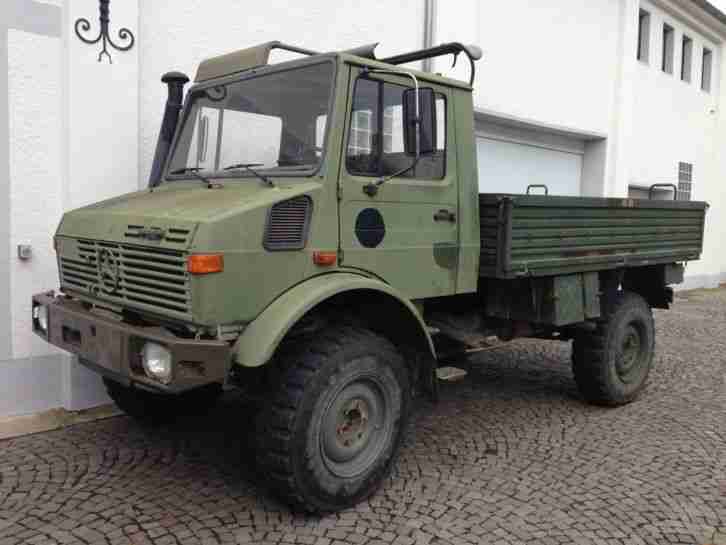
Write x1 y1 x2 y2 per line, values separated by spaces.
59 239 191 318
124 225 191 245
264 196 313 250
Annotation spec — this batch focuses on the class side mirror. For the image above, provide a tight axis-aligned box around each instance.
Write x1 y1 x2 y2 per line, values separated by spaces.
196 114 209 165
402 87 437 156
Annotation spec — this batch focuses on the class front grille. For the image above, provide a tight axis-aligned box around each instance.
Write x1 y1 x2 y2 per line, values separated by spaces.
59 239 191 317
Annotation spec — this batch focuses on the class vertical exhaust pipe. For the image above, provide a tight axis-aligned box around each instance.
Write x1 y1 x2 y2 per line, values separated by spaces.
422 0 436 72
148 71 190 188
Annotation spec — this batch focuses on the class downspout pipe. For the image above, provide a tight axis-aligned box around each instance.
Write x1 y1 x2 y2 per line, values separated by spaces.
422 0 436 72
148 71 190 187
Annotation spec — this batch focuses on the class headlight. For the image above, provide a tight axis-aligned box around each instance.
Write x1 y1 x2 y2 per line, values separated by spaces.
33 305 49 332
141 342 172 384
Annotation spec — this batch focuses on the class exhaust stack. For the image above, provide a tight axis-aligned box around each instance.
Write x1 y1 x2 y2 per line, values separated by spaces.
148 71 189 188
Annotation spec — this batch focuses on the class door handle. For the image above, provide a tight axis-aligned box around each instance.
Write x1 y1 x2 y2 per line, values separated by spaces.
434 209 456 223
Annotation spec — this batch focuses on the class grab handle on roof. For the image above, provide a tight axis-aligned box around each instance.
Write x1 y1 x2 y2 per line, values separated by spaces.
526 184 549 196
380 42 483 86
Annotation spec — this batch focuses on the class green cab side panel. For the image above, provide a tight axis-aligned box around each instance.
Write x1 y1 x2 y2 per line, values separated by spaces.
233 272 435 367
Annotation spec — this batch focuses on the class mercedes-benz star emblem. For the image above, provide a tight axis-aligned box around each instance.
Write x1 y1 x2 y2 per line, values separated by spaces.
97 248 120 294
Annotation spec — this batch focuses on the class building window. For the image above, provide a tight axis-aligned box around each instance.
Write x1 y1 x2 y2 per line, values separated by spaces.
349 110 374 155
702 47 713 92
678 162 693 201
637 9 651 62
662 24 675 74
681 35 693 82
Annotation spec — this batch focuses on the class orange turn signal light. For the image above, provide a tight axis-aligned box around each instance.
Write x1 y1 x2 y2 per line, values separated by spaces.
313 251 337 266
187 254 224 275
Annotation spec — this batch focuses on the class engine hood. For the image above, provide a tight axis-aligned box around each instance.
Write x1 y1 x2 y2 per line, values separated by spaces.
57 180 318 250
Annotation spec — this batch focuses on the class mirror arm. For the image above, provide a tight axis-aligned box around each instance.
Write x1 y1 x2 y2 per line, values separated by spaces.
363 156 421 197
360 68 421 197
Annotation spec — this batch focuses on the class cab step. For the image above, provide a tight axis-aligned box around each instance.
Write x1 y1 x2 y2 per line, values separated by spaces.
435 366 468 382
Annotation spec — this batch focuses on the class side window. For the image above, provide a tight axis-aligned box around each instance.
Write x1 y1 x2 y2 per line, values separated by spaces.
346 78 379 174
346 77 446 180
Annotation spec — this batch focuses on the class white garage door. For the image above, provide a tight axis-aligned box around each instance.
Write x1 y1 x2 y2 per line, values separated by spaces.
476 135 583 196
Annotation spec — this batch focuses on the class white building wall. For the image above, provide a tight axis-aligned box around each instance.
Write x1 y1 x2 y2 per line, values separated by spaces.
630 1 720 192
628 0 725 287
8 29 64 360
436 0 622 135
436 0 624 197
66 0 140 209
3 22 68 417
707 42 726 287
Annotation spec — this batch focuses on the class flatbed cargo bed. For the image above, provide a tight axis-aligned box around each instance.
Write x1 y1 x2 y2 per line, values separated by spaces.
479 194 708 279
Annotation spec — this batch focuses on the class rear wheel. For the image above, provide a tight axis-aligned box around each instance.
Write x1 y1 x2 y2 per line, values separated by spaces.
257 325 410 512
104 378 222 424
572 291 655 406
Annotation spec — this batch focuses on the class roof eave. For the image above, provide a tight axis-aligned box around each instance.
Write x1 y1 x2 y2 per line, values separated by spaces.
690 0 726 29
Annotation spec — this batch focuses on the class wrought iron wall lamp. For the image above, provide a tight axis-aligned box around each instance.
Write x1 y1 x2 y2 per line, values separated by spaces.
74 0 135 63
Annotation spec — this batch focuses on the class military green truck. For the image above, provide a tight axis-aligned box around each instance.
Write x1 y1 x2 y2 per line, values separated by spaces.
33 41 708 511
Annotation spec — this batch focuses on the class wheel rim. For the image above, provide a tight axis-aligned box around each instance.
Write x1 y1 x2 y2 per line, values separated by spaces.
616 323 646 383
320 370 392 479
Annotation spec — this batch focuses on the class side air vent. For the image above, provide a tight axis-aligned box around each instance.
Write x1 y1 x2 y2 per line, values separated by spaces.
264 196 313 251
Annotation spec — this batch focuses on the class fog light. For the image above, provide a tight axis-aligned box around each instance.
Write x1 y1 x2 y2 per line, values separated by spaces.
141 342 172 384
33 305 49 333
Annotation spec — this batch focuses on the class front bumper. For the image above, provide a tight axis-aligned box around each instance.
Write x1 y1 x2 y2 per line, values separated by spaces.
32 292 231 393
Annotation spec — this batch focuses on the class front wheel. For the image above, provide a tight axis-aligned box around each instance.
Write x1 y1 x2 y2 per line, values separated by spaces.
257 325 410 512
572 291 655 406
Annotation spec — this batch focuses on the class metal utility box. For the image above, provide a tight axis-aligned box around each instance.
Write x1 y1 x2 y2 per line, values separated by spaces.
484 271 601 326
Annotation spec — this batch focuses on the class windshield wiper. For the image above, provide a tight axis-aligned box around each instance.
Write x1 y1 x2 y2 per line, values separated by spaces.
223 163 274 187
169 167 215 188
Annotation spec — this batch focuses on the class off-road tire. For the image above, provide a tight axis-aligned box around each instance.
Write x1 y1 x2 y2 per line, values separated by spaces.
572 291 655 406
257 325 410 512
104 378 222 424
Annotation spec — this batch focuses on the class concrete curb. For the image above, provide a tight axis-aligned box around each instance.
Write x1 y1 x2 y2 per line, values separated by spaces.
0 403 122 441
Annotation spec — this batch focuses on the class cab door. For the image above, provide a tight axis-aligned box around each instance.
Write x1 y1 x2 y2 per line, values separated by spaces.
338 67 459 299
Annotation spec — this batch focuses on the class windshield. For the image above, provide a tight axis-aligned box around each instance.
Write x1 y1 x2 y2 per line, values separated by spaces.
167 61 334 179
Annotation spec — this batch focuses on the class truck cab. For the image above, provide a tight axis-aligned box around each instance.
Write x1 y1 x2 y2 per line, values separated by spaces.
32 41 707 512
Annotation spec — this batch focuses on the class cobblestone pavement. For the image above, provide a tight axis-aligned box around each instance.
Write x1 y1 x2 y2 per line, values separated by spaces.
2 289 726 545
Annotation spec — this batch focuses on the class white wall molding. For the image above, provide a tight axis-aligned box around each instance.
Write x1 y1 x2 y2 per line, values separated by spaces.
474 108 607 143
654 0 726 44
